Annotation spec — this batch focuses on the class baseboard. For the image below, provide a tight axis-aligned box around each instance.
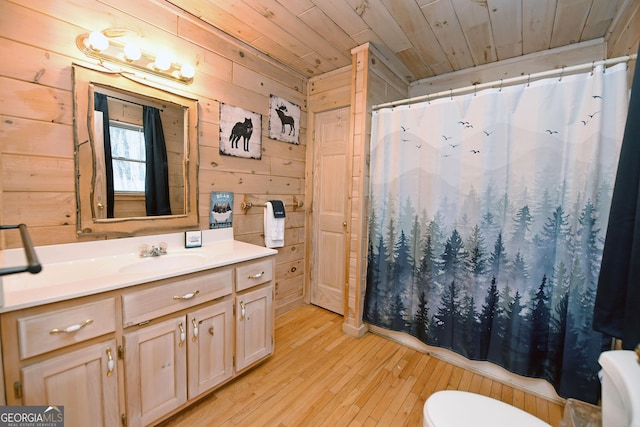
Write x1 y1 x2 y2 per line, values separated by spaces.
342 321 368 338
275 297 305 317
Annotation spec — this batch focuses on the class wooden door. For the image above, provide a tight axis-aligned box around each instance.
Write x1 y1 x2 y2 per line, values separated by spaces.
21 339 119 427
124 315 187 427
187 300 234 399
310 107 350 314
235 285 273 372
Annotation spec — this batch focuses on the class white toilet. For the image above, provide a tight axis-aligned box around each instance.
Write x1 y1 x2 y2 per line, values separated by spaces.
423 349 640 427
599 349 640 427
423 390 551 427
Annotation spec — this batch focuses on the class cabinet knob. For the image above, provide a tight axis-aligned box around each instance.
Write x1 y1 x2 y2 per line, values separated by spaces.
240 301 246 320
49 319 93 335
247 271 264 279
178 322 186 347
173 290 200 300
106 348 114 377
191 317 199 341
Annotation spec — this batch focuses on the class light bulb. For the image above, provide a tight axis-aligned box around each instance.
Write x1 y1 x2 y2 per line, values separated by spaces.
88 31 109 51
180 63 195 79
123 43 141 61
153 53 171 71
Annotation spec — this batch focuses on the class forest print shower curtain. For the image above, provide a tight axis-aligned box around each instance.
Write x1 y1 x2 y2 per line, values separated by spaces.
364 64 629 403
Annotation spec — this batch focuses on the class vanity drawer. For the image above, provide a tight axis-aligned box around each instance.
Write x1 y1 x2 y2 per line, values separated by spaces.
236 258 273 292
17 298 116 360
122 268 232 326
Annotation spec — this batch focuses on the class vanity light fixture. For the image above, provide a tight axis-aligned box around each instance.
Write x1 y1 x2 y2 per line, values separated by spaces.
76 29 195 84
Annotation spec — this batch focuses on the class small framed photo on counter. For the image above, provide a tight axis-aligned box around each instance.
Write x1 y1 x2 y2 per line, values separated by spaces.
185 230 202 248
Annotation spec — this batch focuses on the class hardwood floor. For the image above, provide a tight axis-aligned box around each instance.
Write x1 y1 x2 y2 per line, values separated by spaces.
161 304 565 426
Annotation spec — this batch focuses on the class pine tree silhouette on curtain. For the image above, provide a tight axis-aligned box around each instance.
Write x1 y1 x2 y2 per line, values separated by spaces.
364 63 630 403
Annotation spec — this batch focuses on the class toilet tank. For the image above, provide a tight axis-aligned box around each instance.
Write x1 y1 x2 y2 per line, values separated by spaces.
598 350 640 427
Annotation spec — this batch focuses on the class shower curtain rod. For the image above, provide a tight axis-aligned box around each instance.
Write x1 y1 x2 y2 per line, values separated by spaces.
373 53 637 110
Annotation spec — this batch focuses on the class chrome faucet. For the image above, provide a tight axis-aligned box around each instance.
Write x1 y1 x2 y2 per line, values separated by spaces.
139 242 168 257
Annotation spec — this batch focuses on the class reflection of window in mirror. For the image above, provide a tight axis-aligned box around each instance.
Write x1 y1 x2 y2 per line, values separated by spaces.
110 122 146 193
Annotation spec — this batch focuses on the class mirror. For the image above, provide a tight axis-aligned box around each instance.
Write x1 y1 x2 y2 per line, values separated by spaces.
73 64 199 236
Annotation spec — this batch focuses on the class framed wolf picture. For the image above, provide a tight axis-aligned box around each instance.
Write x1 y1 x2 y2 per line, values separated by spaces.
219 103 262 159
268 95 300 144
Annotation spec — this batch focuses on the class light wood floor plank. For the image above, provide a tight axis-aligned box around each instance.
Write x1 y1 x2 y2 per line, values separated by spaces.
160 305 565 427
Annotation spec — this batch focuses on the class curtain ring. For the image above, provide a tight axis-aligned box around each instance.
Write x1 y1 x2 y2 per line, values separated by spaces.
499 79 503 92
450 89 453 100
559 66 565 81
474 83 477 96
527 74 531 87
591 61 596 75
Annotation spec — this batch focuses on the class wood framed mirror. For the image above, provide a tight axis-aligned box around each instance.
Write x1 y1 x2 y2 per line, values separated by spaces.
72 64 199 236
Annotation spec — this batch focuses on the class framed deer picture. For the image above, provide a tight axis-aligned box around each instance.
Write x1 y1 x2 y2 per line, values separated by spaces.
269 95 300 144
219 103 262 159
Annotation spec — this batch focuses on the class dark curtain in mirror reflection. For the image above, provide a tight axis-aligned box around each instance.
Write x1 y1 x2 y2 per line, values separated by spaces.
143 106 171 216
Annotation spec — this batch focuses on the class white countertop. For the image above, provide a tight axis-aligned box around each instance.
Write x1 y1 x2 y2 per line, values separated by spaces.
0 229 277 312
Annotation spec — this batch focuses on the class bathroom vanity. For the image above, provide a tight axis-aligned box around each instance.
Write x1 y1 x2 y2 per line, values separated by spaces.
0 229 276 427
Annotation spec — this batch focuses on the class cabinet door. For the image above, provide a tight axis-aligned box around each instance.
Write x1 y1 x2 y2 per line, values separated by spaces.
21 339 119 427
188 299 234 399
124 315 187 427
236 285 273 372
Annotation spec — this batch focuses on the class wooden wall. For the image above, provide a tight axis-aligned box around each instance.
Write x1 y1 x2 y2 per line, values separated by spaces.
607 0 640 78
0 0 307 314
343 44 409 336
409 1 640 98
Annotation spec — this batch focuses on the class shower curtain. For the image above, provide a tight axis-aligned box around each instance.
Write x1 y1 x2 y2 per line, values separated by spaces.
364 63 629 403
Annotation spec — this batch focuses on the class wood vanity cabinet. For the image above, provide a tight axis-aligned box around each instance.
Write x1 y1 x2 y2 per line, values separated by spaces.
122 257 273 427
123 299 234 425
0 254 274 427
0 296 120 427
235 258 274 372
22 339 120 426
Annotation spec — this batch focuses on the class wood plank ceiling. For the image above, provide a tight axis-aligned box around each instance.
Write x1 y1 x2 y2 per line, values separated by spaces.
170 0 631 82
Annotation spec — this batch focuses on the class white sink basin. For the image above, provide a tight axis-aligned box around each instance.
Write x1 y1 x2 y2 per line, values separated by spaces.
118 253 208 274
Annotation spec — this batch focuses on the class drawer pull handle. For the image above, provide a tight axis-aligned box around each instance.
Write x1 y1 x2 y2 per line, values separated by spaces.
191 317 199 341
209 326 214 336
248 271 264 279
173 290 200 300
178 322 186 347
106 348 114 377
49 319 93 335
